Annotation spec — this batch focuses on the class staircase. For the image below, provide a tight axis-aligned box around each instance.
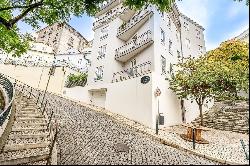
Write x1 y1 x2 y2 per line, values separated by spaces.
0 93 51 165
192 101 249 134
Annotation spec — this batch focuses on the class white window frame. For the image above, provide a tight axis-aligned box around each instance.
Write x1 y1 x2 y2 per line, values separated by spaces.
95 66 104 81
185 38 191 49
184 22 189 31
169 40 173 55
160 28 165 45
161 55 166 75
196 29 201 39
198 45 203 54
98 44 107 59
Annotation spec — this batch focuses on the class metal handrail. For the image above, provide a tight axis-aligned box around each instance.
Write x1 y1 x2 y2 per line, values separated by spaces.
0 73 57 164
0 74 15 126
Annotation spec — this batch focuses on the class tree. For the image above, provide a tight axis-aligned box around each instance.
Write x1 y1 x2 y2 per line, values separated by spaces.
0 0 248 56
168 40 249 126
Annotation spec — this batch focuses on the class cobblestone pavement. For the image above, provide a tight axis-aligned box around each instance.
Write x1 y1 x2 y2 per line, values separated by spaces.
162 125 249 164
55 107 220 165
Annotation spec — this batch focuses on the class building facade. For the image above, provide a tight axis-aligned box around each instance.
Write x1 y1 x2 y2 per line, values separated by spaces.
64 0 212 129
234 28 249 43
36 22 89 54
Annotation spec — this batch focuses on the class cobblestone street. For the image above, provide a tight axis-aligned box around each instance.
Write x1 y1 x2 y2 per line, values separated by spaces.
55 106 220 165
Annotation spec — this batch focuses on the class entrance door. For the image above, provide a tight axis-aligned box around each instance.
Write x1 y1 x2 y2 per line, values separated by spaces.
90 91 106 108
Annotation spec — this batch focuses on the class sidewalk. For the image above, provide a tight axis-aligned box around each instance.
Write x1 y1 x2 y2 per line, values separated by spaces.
90 106 249 165
55 96 249 165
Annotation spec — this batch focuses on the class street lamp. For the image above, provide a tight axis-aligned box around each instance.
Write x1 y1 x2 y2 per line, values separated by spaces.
40 53 56 108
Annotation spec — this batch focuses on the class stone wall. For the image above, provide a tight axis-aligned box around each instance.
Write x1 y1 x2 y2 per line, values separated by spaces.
192 101 249 134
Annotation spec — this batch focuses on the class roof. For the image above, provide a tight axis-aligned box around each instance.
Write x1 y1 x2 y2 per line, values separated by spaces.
179 13 205 31
235 28 249 40
36 22 89 43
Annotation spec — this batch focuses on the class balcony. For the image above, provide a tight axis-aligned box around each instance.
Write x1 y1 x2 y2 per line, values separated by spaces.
112 61 152 83
119 7 136 22
115 30 153 62
93 4 129 30
117 10 153 41
95 0 123 17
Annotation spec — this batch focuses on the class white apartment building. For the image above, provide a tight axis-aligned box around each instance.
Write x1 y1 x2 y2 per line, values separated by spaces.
64 0 212 129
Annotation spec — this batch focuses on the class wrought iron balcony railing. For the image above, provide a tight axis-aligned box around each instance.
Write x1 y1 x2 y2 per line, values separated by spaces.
115 30 153 62
96 0 123 17
117 10 153 41
112 61 152 83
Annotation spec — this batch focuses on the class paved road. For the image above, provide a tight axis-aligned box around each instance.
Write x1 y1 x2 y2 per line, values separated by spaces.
54 105 220 165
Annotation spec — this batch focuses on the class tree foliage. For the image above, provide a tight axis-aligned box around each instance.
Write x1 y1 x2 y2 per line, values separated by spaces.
169 39 249 126
0 0 249 57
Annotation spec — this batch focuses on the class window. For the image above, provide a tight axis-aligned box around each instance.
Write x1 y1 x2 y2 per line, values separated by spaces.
100 25 109 41
161 55 166 75
68 37 74 47
160 28 165 44
177 50 181 59
198 45 203 54
185 38 191 49
168 17 171 28
183 22 189 31
169 40 173 55
98 45 107 59
169 63 173 75
161 12 164 18
131 59 136 68
95 66 104 81
196 29 201 39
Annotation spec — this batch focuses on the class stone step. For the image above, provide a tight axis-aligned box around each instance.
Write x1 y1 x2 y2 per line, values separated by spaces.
12 127 47 132
12 124 48 130
15 114 44 118
15 117 46 122
3 142 50 152
6 137 49 145
9 133 49 139
11 130 49 135
16 112 42 116
0 148 49 165
21 107 38 111
13 122 47 127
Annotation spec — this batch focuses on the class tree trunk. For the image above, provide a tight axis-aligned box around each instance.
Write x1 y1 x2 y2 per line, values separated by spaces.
198 104 203 126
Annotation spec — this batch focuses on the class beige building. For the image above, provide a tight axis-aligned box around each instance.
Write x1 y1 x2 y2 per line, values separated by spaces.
0 22 91 95
36 22 89 54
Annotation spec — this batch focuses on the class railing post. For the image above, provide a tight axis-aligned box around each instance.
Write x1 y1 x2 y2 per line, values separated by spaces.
47 111 54 131
28 87 32 99
240 139 249 160
36 92 40 105
192 128 196 149
42 100 48 114
21 84 25 93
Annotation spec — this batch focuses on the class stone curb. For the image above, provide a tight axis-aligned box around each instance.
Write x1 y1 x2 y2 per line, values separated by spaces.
54 96 248 165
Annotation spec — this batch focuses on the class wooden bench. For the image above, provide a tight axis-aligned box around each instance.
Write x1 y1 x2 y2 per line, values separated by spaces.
181 123 209 144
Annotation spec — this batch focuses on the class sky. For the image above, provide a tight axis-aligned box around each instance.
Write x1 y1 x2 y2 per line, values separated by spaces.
18 0 249 51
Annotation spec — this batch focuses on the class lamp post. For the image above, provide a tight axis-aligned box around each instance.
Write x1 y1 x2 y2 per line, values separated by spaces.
155 87 161 135
40 54 56 108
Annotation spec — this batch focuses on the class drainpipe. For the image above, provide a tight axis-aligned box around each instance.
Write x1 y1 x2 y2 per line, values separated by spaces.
179 22 184 63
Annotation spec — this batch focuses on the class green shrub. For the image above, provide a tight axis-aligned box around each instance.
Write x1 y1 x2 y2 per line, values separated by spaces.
65 73 87 88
